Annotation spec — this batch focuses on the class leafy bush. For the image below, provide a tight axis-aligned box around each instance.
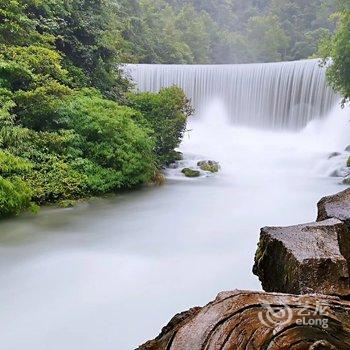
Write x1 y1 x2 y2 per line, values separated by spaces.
320 10 350 105
0 149 32 217
58 89 157 187
71 158 124 194
0 176 32 217
127 86 193 165
14 81 72 130
0 46 70 88
26 154 87 204
0 150 32 176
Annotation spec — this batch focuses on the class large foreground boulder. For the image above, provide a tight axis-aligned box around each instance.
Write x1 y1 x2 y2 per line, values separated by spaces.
138 291 350 350
253 219 350 297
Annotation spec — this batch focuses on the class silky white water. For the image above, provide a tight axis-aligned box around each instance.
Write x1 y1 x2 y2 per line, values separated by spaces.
126 60 339 129
0 61 349 350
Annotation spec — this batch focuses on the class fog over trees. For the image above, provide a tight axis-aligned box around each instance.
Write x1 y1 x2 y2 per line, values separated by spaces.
119 0 338 64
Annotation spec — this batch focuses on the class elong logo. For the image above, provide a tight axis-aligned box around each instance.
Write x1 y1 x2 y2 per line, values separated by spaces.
258 302 329 329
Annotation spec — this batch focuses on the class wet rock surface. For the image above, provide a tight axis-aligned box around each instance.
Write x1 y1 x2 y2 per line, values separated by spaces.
328 152 341 159
253 219 350 297
138 291 350 350
181 168 200 177
197 160 220 173
137 308 201 350
317 188 350 225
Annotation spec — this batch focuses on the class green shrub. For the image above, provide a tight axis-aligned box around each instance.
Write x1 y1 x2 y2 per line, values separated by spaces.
0 60 34 91
0 176 32 217
127 86 193 165
14 81 72 130
71 158 123 194
0 89 16 127
0 45 70 89
0 150 32 176
26 129 83 159
27 154 87 204
58 89 157 187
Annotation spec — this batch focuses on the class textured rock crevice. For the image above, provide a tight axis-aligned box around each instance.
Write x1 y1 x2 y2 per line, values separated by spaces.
138 291 350 350
138 308 201 350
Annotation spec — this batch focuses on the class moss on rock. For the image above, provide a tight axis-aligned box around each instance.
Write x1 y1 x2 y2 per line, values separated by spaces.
181 168 200 178
197 160 220 173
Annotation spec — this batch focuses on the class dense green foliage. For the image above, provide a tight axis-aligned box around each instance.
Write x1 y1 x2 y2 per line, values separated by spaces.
128 87 193 165
319 2 350 104
0 0 191 217
118 0 337 64
24 0 130 100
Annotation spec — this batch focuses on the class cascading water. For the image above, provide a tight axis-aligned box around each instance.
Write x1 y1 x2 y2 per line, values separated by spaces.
125 59 339 129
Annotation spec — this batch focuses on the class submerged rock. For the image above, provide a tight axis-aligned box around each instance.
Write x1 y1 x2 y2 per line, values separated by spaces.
329 168 350 177
253 219 350 297
181 168 200 178
138 290 350 350
167 162 179 169
197 160 220 173
328 152 341 159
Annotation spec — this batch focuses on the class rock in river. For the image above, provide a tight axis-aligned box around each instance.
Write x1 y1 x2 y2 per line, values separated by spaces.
138 290 350 350
328 152 341 159
253 219 350 297
181 168 200 178
197 160 220 173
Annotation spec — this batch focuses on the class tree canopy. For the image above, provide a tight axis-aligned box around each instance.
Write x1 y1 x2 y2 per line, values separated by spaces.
116 0 337 64
319 1 350 104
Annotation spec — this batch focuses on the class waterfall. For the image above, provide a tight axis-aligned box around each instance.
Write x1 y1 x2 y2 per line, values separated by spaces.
125 59 339 129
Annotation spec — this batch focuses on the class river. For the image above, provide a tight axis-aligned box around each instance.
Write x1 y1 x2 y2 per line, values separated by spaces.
0 62 350 349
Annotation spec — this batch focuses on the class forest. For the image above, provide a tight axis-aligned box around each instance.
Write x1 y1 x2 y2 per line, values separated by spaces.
0 0 349 217
120 0 338 64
